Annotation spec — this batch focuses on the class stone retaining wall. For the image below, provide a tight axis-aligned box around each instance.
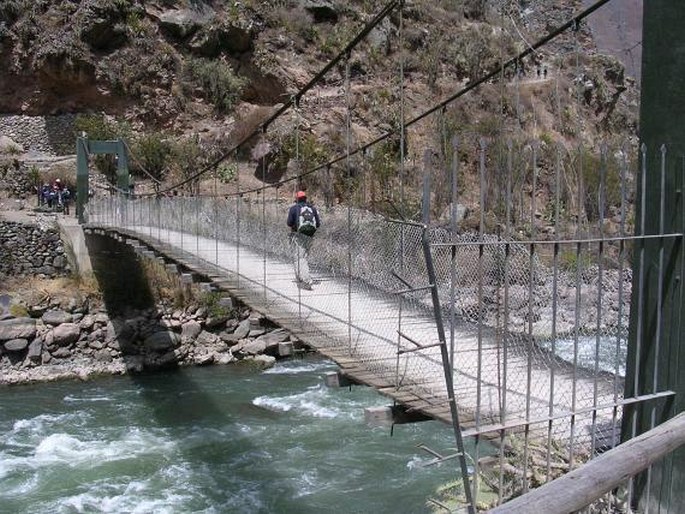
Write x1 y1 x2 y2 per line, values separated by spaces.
0 114 76 156
0 221 70 277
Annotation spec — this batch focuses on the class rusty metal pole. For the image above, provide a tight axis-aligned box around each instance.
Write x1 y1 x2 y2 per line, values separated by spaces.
421 150 475 514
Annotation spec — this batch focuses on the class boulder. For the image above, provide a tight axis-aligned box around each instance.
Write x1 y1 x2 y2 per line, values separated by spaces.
0 318 36 341
193 347 215 365
52 347 72 358
181 320 202 341
52 323 81 346
219 332 243 345
196 330 218 345
232 319 251 339
255 329 290 356
144 331 181 352
243 354 276 370
79 314 96 331
205 315 229 329
248 328 266 338
256 328 290 344
27 339 42 361
94 349 113 363
52 255 67 269
155 349 181 368
159 9 209 39
4 338 28 352
215 352 236 365
248 314 265 330
218 297 233 310
106 319 133 343
240 338 267 356
94 313 109 324
42 310 73 325
300 0 339 23
368 17 393 51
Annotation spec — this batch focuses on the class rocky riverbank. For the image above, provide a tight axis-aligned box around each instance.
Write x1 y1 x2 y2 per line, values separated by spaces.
0 290 304 386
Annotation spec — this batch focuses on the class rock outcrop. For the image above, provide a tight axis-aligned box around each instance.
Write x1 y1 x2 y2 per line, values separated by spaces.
0 294 306 385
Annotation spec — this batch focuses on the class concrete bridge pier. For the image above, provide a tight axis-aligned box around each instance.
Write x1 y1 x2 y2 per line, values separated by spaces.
364 405 432 427
57 217 93 275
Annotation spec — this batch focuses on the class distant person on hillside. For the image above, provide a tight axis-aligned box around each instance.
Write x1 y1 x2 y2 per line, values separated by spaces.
61 187 71 215
52 179 63 211
286 190 321 290
40 184 50 206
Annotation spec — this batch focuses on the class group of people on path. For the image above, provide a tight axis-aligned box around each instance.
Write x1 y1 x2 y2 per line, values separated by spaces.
287 190 321 290
38 178 72 214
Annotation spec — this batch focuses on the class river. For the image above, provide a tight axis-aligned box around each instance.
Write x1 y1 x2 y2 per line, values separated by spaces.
0 357 461 513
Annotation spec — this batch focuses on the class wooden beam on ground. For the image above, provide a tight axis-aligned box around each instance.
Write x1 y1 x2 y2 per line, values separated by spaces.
489 413 685 514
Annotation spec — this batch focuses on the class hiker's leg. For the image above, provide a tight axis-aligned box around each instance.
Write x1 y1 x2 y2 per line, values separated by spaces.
291 234 302 282
293 234 311 285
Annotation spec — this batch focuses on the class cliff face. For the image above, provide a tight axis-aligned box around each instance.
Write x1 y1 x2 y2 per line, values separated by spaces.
0 0 642 204
583 0 642 83
0 2 639 119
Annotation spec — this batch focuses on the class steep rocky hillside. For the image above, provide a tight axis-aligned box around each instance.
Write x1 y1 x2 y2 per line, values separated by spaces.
0 0 640 216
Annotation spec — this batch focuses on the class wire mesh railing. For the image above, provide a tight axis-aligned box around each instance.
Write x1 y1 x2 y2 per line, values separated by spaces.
86 193 447 398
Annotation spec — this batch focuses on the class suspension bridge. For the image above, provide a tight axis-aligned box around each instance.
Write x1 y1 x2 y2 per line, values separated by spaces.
74 0 685 512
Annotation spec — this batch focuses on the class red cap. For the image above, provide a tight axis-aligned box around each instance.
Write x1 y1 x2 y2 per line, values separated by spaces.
296 191 306 199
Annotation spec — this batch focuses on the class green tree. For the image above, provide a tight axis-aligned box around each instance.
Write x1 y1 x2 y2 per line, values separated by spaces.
131 132 172 187
182 57 245 113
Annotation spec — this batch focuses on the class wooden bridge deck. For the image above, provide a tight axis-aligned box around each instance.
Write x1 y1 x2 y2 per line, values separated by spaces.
87 224 622 439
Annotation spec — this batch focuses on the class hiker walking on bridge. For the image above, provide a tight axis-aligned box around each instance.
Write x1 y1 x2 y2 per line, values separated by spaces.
287 190 321 290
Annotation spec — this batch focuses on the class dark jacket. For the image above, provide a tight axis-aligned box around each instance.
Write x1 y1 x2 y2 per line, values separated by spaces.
287 200 321 232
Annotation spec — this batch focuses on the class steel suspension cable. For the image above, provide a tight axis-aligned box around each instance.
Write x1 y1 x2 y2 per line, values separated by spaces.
186 0 614 201
150 0 400 196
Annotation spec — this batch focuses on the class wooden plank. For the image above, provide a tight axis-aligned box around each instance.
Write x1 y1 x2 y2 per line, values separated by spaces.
490 413 685 514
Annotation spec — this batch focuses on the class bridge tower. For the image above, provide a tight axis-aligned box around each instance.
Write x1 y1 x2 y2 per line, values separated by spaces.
76 137 130 224
623 1 685 511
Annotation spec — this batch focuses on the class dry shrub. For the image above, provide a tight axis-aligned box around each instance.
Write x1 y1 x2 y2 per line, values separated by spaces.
0 275 102 309
139 259 195 307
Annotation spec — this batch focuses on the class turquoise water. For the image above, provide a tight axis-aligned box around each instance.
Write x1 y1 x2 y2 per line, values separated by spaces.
0 357 459 513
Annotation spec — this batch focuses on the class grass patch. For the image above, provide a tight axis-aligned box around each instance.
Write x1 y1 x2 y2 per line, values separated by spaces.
198 291 234 318
0 275 103 311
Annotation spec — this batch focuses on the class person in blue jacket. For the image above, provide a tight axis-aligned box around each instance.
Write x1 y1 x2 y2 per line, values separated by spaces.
286 190 321 290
